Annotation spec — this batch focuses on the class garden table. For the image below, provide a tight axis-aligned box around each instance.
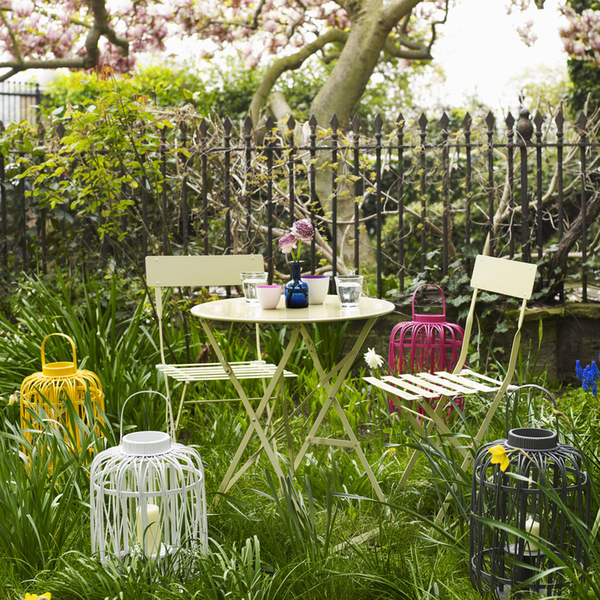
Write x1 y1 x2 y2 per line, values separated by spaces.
191 295 395 501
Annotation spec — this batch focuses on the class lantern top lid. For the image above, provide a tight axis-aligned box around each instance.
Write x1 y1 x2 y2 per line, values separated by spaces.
42 360 77 377
121 431 171 455
507 427 558 451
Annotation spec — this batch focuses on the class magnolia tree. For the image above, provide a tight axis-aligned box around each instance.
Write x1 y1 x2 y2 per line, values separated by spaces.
0 0 596 125
1 0 598 268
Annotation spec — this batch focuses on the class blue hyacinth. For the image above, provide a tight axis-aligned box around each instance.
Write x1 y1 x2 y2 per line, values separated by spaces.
576 353 600 396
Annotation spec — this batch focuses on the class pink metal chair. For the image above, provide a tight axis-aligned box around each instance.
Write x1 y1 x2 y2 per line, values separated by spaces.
388 284 464 418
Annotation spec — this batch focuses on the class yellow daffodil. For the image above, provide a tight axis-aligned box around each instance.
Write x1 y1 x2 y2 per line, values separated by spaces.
488 444 510 472
25 593 51 600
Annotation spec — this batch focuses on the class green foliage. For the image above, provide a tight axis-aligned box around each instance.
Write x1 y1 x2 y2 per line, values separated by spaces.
0 269 160 427
0 396 103 576
567 0 600 113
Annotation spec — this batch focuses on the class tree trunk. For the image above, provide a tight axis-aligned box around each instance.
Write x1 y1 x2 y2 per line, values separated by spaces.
310 6 402 269
543 190 600 298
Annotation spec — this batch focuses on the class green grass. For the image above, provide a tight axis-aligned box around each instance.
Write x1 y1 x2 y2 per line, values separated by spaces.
0 272 598 599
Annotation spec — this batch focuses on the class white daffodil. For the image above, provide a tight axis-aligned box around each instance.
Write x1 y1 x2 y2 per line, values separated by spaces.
364 348 384 369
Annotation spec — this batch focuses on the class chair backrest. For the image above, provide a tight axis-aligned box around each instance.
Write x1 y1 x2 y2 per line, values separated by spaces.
453 255 537 377
146 255 264 288
470 255 537 300
145 255 265 364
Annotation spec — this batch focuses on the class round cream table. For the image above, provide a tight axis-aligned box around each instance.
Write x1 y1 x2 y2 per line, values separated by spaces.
191 294 395 500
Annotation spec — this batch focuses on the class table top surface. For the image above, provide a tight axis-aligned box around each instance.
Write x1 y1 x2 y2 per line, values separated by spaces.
191 295 395 324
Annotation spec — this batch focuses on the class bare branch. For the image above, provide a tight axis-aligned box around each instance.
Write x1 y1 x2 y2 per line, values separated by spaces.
0 8 21 62
251 0 267 29
321 51 341 64
249 28 348 125
383 36 432 60
0 59 88 82
381 0 424 28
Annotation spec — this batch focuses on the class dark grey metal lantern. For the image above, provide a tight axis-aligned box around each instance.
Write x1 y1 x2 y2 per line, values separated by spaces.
470 385 590 598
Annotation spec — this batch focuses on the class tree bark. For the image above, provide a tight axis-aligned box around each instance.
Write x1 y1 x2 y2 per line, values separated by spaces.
543 190 600 296
307 0 422 268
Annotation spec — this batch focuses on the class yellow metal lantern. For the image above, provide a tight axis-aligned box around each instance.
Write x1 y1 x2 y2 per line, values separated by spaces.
20 333 105 450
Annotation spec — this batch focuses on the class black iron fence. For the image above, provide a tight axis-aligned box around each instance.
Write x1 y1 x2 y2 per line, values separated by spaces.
0 107 599 302
0 81 41 126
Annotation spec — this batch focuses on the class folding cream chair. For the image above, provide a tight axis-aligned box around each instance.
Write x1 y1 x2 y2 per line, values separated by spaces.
365 255 537 491
146 255 296 433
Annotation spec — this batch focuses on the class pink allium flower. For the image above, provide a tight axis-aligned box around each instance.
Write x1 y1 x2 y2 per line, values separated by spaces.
278 232 297 254
291 219 314 242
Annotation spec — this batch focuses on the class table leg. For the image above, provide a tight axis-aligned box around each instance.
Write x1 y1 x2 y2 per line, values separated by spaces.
293 318 385 502
199 319 300 495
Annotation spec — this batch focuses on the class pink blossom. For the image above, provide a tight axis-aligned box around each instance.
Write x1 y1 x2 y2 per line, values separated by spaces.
278 233 298 254
291 219 314 242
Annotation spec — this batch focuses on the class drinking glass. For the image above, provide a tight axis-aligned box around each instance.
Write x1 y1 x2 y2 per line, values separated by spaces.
240 272 269 304
334 275 363 309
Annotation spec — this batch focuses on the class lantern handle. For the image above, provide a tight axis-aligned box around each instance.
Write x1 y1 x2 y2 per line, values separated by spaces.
505 384 559 439
411 284 446 318
41 333 77 368
119 390 175 442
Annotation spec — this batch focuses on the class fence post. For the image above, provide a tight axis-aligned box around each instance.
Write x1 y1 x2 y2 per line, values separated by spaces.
418 113 428 271
374 114 383 296
244 116 254 250
330 114 339 277
265 116 275 280
180 122 189 255
505 112 515 259
200 118 209 255
577 111 588 302
18 134 26 269
37 122 47 274
308 115 317 271
440 112 449 276
463 113 472 273
0 122 6 269
352 115 361 274
396 113 405 293
556 110 565 303
534 111 545 262
287 115 296 230
485 111 496 257
224 116 232 255
160 126 168 254
34 83 41 124
517 109 533 263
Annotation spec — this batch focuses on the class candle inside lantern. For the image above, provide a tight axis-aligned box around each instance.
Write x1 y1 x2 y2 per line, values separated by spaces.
136 502 161 555
524 516 540 552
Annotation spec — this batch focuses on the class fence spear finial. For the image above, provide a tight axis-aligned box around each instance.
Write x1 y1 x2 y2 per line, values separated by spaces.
516 109 533 145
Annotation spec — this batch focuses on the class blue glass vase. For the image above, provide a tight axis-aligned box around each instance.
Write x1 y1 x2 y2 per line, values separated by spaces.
285 261 309 308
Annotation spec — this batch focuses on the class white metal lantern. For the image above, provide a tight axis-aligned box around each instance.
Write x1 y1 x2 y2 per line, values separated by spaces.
90 391 207 560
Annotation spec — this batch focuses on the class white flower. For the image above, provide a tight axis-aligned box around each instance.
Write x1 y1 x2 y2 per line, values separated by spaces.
8 392 18 406
364 348 383 369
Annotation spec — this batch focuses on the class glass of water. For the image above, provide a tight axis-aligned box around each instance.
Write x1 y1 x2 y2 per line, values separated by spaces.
334 274 364 309
240 272 269 304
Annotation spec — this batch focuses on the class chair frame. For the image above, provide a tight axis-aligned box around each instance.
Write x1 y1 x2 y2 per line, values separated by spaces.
365 255 538 500
146 255 296 433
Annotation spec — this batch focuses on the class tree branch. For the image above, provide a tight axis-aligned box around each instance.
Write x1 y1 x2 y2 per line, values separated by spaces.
322 51 341 64
0 59 88 82
249 28 348 126
383 36 432 60
381 0 424 28
0 7 21 62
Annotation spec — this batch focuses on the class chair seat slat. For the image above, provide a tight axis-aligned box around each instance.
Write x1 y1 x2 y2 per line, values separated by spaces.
157 362 296 383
